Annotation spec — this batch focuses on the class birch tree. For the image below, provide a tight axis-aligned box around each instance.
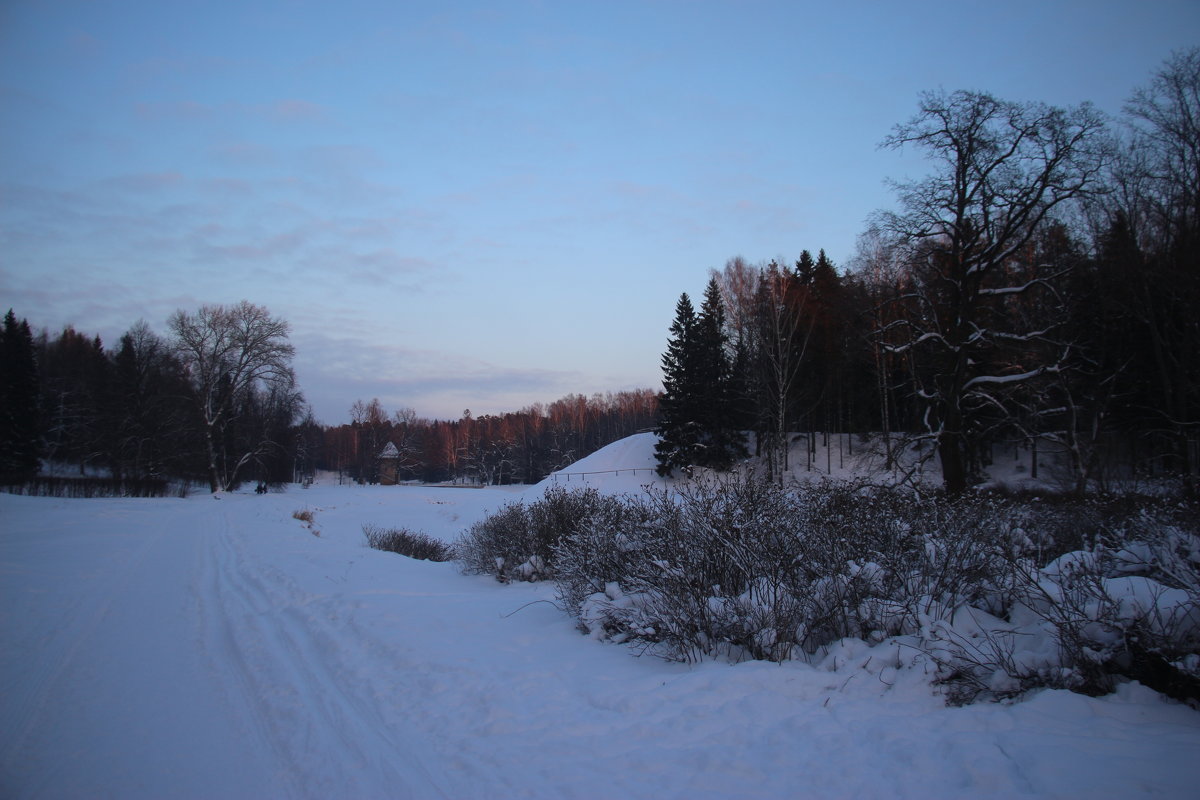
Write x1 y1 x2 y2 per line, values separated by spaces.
754 262 812 484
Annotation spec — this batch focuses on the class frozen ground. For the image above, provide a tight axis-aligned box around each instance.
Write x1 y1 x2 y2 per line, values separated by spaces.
2 437 1199 798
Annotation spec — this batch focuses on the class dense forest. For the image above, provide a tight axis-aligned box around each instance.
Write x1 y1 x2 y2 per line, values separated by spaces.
2 50 1197 494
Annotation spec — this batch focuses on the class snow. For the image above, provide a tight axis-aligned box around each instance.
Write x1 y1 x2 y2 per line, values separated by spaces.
532 431 667 495
3 442 1199 798
531 429 1074 496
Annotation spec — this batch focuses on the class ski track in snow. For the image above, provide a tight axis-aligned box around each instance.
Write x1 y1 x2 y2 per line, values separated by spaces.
199 507 443 798
3 454 1200 798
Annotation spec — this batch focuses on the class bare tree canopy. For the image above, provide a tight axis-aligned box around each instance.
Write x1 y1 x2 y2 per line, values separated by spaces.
1113 48 1200 474
1125 47 1200 243
878 90 1111 493
881 90 1110 266
169 301 297 492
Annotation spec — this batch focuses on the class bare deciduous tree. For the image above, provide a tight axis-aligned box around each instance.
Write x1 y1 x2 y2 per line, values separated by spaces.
878 90 1110 493
1119 48 1200 475
169 301 297 492
754 262 812 484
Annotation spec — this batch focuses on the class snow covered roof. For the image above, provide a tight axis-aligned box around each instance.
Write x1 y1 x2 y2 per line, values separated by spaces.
378 441 400 459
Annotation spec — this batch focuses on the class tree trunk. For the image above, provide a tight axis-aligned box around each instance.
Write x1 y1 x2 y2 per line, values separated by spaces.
204 425 221 493
938 429 968 495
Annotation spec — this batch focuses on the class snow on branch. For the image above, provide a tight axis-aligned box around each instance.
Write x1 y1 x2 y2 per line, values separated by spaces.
962 366 1056 390
977 278 1050 297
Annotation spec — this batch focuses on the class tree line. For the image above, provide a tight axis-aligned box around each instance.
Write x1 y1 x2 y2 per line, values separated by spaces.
655 49 1200 494
0 299 657 489
1 302 304 492
321 390 658 486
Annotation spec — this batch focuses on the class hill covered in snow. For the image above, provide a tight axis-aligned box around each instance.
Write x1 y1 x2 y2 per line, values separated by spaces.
533 428 1089 497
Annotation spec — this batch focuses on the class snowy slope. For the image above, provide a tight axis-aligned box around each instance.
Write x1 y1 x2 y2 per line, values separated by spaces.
2 476 1199 798
531 430 908 495
531 431 669 495
534 430 1071 495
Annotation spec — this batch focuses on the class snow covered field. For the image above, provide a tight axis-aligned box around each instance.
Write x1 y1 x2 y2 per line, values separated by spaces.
3 442 1200 798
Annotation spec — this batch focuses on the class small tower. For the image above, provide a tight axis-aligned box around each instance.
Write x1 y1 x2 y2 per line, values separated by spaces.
377 441 401 485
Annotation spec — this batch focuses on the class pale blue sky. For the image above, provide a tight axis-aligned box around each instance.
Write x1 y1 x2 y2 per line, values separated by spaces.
2 0 1196 423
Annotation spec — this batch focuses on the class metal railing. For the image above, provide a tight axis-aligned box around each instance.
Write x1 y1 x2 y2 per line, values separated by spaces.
550 467 656 483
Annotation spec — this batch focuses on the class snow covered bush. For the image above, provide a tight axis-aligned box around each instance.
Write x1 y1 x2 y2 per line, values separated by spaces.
363 524 452 562
633 477 812 662
554 478 1027 665
456 501 532 579
483 474 1200 705
796 485 1018 643
556 476 811 662
1007 502 1200 703
550 495 655 616
893 495 1200 705
456 486 628 582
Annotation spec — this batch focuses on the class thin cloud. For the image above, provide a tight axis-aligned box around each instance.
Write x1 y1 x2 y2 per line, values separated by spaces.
211 142 276 166
293 332 586 421
295 144 386 174
267 99 327 122
134 100 215 121
133 98 329 125
67 31 102 59
94 172 185 193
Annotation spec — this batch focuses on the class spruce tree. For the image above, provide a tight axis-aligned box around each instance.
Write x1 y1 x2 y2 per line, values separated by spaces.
693 277 746 470
655 293 700 476
655 284 746 476
0 309 41 479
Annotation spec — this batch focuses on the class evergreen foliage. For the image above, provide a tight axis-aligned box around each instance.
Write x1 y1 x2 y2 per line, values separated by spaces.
0 310 41 480
654 281 748 477
693 278 747 470
107 322 196 481
654 292 700 476
39 325 111 473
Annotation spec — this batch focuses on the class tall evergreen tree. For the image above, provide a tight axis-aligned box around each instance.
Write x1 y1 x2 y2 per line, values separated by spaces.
108 321 195 480
39 326 110 472
0 309 41 479
655 285 746 477
655 293 701 476
693 277 747 470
